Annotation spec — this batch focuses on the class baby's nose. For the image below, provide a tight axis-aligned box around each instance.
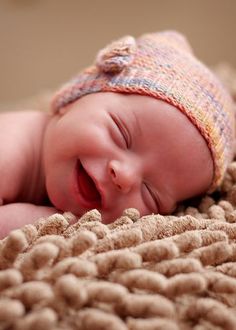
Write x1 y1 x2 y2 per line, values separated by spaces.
108 159 139 194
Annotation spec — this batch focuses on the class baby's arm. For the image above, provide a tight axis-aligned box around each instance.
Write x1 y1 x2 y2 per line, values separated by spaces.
0 203 58 238
0 110 47 203
0 110 57 238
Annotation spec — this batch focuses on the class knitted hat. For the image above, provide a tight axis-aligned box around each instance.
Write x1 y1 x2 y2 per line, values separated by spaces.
51 31 235 192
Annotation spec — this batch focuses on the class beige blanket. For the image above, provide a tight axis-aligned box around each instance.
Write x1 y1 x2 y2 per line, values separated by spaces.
0 64 236 330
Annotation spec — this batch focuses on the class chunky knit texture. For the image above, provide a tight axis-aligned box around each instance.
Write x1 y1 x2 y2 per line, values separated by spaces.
2 164 236 329
51 31 235 192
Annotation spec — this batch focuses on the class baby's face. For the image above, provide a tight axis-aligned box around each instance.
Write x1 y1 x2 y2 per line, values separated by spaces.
43 92 213 223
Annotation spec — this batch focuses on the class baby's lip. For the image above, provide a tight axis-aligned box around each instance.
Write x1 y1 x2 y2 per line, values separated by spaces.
76 160 103 209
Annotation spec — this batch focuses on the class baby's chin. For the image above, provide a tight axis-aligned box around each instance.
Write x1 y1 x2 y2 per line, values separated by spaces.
53 201 124 224
47 185 138 224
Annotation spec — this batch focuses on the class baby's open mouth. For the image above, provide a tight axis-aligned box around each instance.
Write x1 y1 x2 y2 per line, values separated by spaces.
76 161 102 208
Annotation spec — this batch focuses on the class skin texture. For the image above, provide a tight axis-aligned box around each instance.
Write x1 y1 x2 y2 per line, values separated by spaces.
0 111 57 237
43 92 213 223
0 92 214 236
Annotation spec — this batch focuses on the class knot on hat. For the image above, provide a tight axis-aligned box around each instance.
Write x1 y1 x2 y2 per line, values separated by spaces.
96 35 136 73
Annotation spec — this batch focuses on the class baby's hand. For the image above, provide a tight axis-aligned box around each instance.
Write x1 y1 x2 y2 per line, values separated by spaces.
0 203 59 239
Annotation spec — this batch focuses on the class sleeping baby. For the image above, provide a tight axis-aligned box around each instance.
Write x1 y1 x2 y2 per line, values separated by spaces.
0 31 234 237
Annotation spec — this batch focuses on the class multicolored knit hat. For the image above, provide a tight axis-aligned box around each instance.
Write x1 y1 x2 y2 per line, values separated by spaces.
51 31 235 192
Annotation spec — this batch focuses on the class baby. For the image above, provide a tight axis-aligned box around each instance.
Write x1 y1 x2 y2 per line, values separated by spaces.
0 31 235 238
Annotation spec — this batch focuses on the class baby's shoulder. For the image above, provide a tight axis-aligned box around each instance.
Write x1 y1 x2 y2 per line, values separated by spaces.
0 110 48 203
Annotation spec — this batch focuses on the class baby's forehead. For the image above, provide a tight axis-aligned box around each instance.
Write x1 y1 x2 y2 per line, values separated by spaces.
84 92 199 134
98 93 201 139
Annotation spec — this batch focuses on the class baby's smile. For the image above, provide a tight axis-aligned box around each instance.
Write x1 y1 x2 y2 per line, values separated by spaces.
74 160 102 209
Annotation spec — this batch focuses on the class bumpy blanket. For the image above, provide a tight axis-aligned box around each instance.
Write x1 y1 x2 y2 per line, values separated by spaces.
0 64 236 330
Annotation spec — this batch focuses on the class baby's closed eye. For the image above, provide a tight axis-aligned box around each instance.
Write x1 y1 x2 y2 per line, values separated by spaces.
142 183 159 213
110 114 131 149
